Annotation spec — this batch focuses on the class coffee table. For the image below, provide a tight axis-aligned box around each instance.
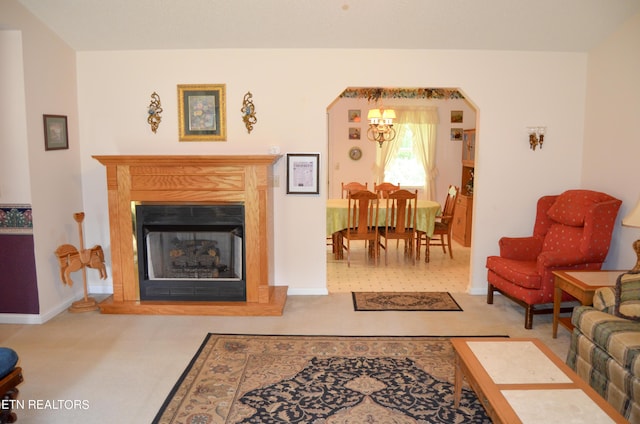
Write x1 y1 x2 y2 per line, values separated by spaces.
552 270 622 338
451 338 627 423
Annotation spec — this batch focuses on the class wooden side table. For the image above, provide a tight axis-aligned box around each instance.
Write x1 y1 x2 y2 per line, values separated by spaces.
552 270 622 338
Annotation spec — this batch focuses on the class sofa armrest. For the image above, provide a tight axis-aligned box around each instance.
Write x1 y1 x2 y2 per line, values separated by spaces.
593 287 616 314
615 270 640 321
498 236 543 261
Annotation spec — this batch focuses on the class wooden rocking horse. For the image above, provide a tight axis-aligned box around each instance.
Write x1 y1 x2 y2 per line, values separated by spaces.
54 212 106 312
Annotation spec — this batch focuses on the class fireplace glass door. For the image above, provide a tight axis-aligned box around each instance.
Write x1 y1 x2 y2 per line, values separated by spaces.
135 204 245 301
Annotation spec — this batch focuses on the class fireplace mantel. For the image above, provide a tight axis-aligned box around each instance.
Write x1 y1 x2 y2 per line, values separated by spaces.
93 155 286 315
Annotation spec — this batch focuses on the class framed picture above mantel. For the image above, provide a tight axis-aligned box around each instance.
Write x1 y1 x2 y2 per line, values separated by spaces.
177 84 226 141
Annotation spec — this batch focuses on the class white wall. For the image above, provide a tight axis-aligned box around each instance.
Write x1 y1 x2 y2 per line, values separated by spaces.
76 48 590 296
0 30 31 202
0 0 84 323
582 13 640 270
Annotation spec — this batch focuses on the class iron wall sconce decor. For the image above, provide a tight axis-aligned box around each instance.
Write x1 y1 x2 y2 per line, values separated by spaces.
147 92 163 133
241 91 257 134
527 126 546 150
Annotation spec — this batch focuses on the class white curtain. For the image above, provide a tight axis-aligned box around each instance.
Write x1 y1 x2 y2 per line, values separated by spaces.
374 106 439 200
374 130 400 185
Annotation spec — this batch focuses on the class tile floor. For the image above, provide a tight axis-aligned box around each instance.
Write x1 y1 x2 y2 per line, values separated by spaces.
327 238 471 293
0 239 574 423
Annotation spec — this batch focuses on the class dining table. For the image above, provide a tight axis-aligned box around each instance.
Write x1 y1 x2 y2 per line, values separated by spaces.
326 198 442 259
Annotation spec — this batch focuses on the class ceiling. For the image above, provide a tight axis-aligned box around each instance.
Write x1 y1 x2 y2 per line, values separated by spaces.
15 0 640 52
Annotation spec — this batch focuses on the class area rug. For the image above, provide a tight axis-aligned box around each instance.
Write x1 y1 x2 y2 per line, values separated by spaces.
352 291 463 311
153 333 490 424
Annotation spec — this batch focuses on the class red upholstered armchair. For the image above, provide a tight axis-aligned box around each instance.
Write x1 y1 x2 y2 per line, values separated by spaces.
486 189 622 329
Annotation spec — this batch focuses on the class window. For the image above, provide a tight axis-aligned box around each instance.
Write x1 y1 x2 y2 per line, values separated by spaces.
383 127 425 187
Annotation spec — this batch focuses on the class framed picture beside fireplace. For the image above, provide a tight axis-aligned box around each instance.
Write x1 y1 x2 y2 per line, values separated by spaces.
177 84 226 141
286 153 320 194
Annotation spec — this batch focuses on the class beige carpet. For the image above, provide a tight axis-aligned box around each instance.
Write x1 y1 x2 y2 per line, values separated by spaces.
153 333 490 424
352 291 463 311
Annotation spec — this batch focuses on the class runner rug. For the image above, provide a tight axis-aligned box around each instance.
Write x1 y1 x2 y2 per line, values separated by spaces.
153 334 490 424
352 291 463 311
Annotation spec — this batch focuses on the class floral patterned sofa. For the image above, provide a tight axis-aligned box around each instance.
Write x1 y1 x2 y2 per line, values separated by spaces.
566 271 640 423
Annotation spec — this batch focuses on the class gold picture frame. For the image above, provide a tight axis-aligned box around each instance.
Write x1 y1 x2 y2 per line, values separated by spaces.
177 84 226 141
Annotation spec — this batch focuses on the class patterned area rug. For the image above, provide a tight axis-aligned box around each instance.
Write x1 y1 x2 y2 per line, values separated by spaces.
153 334 490 424
352 292 463 311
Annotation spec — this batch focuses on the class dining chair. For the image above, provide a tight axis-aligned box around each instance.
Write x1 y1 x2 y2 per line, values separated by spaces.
416 185 459 262
341 181 368 199
330 182 368 255
374 182 400 199
340 190 380 267
379 189 417 265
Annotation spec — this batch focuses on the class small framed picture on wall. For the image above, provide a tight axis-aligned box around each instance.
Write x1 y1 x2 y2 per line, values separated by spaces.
349 128 361 139
348 110 361 122
451 128 464 141
286 153 320 194
43 114 69 151
451 110 463 123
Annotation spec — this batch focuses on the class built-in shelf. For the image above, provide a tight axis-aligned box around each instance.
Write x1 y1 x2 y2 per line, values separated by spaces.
454 130 475 247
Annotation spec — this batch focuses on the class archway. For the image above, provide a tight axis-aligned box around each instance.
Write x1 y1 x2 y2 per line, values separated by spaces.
326 87 478 293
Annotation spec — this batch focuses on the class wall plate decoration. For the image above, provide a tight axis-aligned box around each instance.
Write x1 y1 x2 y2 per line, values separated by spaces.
177 84 226 141
349 146 362 161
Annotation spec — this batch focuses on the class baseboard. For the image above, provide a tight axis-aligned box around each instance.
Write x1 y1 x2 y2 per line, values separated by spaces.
0 293 92 324
468 287 489 296
88 284 114 294
287 287 329 296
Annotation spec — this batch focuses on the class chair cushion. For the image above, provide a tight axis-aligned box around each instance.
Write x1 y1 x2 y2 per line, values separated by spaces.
486 256 542 289
0 348 18 379
542 223 583 252
547 189 614 227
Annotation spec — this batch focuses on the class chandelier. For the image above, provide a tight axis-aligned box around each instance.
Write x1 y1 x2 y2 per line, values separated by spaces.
367 107 396 147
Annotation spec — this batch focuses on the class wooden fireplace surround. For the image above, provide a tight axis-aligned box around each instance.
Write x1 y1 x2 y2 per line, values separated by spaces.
93 155 286 316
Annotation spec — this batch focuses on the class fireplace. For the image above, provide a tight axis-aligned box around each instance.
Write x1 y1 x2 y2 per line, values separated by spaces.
136 204 245 301
93 155 286 316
